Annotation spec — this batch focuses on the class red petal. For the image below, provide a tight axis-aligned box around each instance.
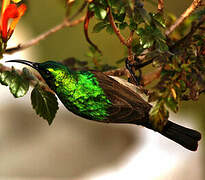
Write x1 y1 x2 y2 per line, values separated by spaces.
7 4 27 39
1 4 19 41
17 4 27 16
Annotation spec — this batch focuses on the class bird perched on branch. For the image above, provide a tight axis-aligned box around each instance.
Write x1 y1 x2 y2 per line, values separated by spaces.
7 59 201 151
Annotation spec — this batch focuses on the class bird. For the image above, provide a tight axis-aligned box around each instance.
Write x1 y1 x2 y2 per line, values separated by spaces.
7 59 201 151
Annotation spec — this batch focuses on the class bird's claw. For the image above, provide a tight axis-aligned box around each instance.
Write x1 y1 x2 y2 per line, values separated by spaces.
125 58 141 85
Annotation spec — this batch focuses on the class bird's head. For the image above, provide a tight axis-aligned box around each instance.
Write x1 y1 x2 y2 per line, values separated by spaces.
6 59 70 89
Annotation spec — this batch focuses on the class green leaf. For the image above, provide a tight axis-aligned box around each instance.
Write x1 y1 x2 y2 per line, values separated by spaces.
93 22 106 33
0 68 29 98
178 80 186 91
136 27 154 48
31 85 58 125
94 6 107 20
149 101 169 131
155 39 169 52
113 12 126 22
129 18 138 30
152 13 166 28
165 96 178 113
106 24 114 34
137 6 151 24
189 9 205 21
119 22 128 30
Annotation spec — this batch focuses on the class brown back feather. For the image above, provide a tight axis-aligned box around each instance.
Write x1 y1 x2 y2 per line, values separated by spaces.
92 71 151 124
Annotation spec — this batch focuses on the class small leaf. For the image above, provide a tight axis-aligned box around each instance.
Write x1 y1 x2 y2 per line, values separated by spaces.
137 6 151 24
136 27 154 48
31 85 59 125
155 40 169 52
0 68 29 98
171 88 177 99
114 12 126 22
119 22 128 30
152 13 166 28
129 19 138 30
149 101 161 116
93 22 106 33
106 24 114 34
94 6 107 20
165 96 178 113
149 101 169 131
179 80 186 91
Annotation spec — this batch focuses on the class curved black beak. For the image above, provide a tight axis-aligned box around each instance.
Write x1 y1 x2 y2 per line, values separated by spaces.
6 59 40 70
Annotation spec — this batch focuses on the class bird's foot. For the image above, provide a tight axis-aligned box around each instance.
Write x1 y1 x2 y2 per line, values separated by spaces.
125 58 142 85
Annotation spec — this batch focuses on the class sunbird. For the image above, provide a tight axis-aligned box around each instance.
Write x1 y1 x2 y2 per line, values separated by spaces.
7 60 201 151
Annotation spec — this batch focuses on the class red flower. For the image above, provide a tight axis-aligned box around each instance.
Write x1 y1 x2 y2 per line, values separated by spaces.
0 0 26 42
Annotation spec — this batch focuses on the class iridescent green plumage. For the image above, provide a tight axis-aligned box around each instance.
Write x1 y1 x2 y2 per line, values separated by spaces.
6 60 201 151
44 63 112 120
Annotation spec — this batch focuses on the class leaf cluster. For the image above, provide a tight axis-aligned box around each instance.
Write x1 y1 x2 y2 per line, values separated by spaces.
148 11 205 126
0 66 58 125
88 0 205 128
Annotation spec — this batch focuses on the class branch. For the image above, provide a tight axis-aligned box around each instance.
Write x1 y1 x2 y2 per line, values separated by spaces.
5 1 88 55
107 6 127 46
68 1 87 21
84 10 102 54
0 63 53 93
165 0 202 36
127 30 135 62
107 5 136 80
5 16 85 54
171 15 205 50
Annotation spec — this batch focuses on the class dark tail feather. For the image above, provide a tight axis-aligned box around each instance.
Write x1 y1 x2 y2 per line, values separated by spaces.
160 121 201 151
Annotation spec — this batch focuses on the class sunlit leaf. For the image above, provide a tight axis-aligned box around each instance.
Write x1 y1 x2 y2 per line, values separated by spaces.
149 101 169 131
94 6 107 20
152 13 166 28
165 96 178 113
31 85 58 125
0 68 29 98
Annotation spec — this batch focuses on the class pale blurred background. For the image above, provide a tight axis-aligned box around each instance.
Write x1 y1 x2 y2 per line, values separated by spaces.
0 0 204 180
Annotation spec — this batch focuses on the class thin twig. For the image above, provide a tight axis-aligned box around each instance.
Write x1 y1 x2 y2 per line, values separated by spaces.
5 16 85 54
0 64 53 93
107 6 127 46
165 0 202 36
135 58 154 70
84 10 102 54
5 0 88 55
158 0 164 12
68 1 87 21
107 5 137 82
127 30 135 63
171 15 205 51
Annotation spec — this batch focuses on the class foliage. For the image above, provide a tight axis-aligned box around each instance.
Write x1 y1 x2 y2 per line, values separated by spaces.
31 85 59 125
0 0 204 126
0 67 29 97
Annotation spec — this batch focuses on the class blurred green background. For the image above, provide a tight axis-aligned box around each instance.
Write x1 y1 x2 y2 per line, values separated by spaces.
0 0 204 179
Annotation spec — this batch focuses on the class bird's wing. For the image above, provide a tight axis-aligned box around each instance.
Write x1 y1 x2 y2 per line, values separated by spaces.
92 71 151 124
